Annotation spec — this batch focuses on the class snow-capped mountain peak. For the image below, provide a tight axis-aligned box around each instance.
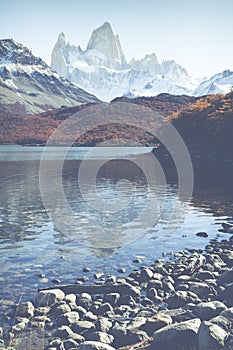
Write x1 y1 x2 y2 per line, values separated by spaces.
50 22 232 101
50 22 200 101
57 31 66 47
86 21 127 69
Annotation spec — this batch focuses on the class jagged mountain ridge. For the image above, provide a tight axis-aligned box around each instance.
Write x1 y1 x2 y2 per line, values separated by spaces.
193 70 233 96
0 39 99 115
51 22 199 101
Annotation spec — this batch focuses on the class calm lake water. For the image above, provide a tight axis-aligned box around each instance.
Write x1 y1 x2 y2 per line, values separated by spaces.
0 146 232 319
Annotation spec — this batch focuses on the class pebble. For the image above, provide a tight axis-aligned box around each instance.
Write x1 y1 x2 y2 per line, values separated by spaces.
51 278 61 284
117 268 126 273
77 276 89 283
83 267 91 273
196 232 208 237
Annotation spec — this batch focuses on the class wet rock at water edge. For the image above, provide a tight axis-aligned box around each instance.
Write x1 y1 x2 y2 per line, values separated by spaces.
14 301 35 318
35 289 65 307
117 268 126 273
196 232 208 238
139 267 154 282
12 317 30 332
51 278 61 284
83 267 91 273
77 276 89 283
133 258 141 264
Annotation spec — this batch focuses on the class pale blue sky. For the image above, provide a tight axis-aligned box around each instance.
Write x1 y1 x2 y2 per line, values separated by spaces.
1 0 233 78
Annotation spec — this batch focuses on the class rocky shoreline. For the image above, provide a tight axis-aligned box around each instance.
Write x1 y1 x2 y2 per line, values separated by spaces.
1 235 233 350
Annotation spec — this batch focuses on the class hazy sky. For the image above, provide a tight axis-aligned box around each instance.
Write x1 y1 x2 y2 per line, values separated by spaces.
1 0 233 78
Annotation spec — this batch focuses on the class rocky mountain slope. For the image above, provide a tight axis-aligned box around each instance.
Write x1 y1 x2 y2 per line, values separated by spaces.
0 39 99 115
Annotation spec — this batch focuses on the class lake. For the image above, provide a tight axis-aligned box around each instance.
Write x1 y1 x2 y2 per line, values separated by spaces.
0 145 232 322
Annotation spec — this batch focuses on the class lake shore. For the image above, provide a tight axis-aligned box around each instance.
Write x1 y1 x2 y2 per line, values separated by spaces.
1 232 233 350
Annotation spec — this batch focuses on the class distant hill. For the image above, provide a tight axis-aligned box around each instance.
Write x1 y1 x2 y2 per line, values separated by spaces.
0 94 196 145
169 91 233 161
0 91 232 164
112 93 200 116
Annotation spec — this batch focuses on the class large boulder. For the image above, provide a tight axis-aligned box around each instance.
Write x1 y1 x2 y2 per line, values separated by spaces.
198 321 228 350
57 311 80 327
167 290 201 308
50 303 71 317
35 289 65 307
217 268 233 285
187 282 216 298
15 301 35 318
54 325 73 339
218 282 233 306
193 301 227 321
72 320 95 334
151 318 201 350
95 318 113 333
77 293 93 309
140 312 173 336
220 307 233 320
